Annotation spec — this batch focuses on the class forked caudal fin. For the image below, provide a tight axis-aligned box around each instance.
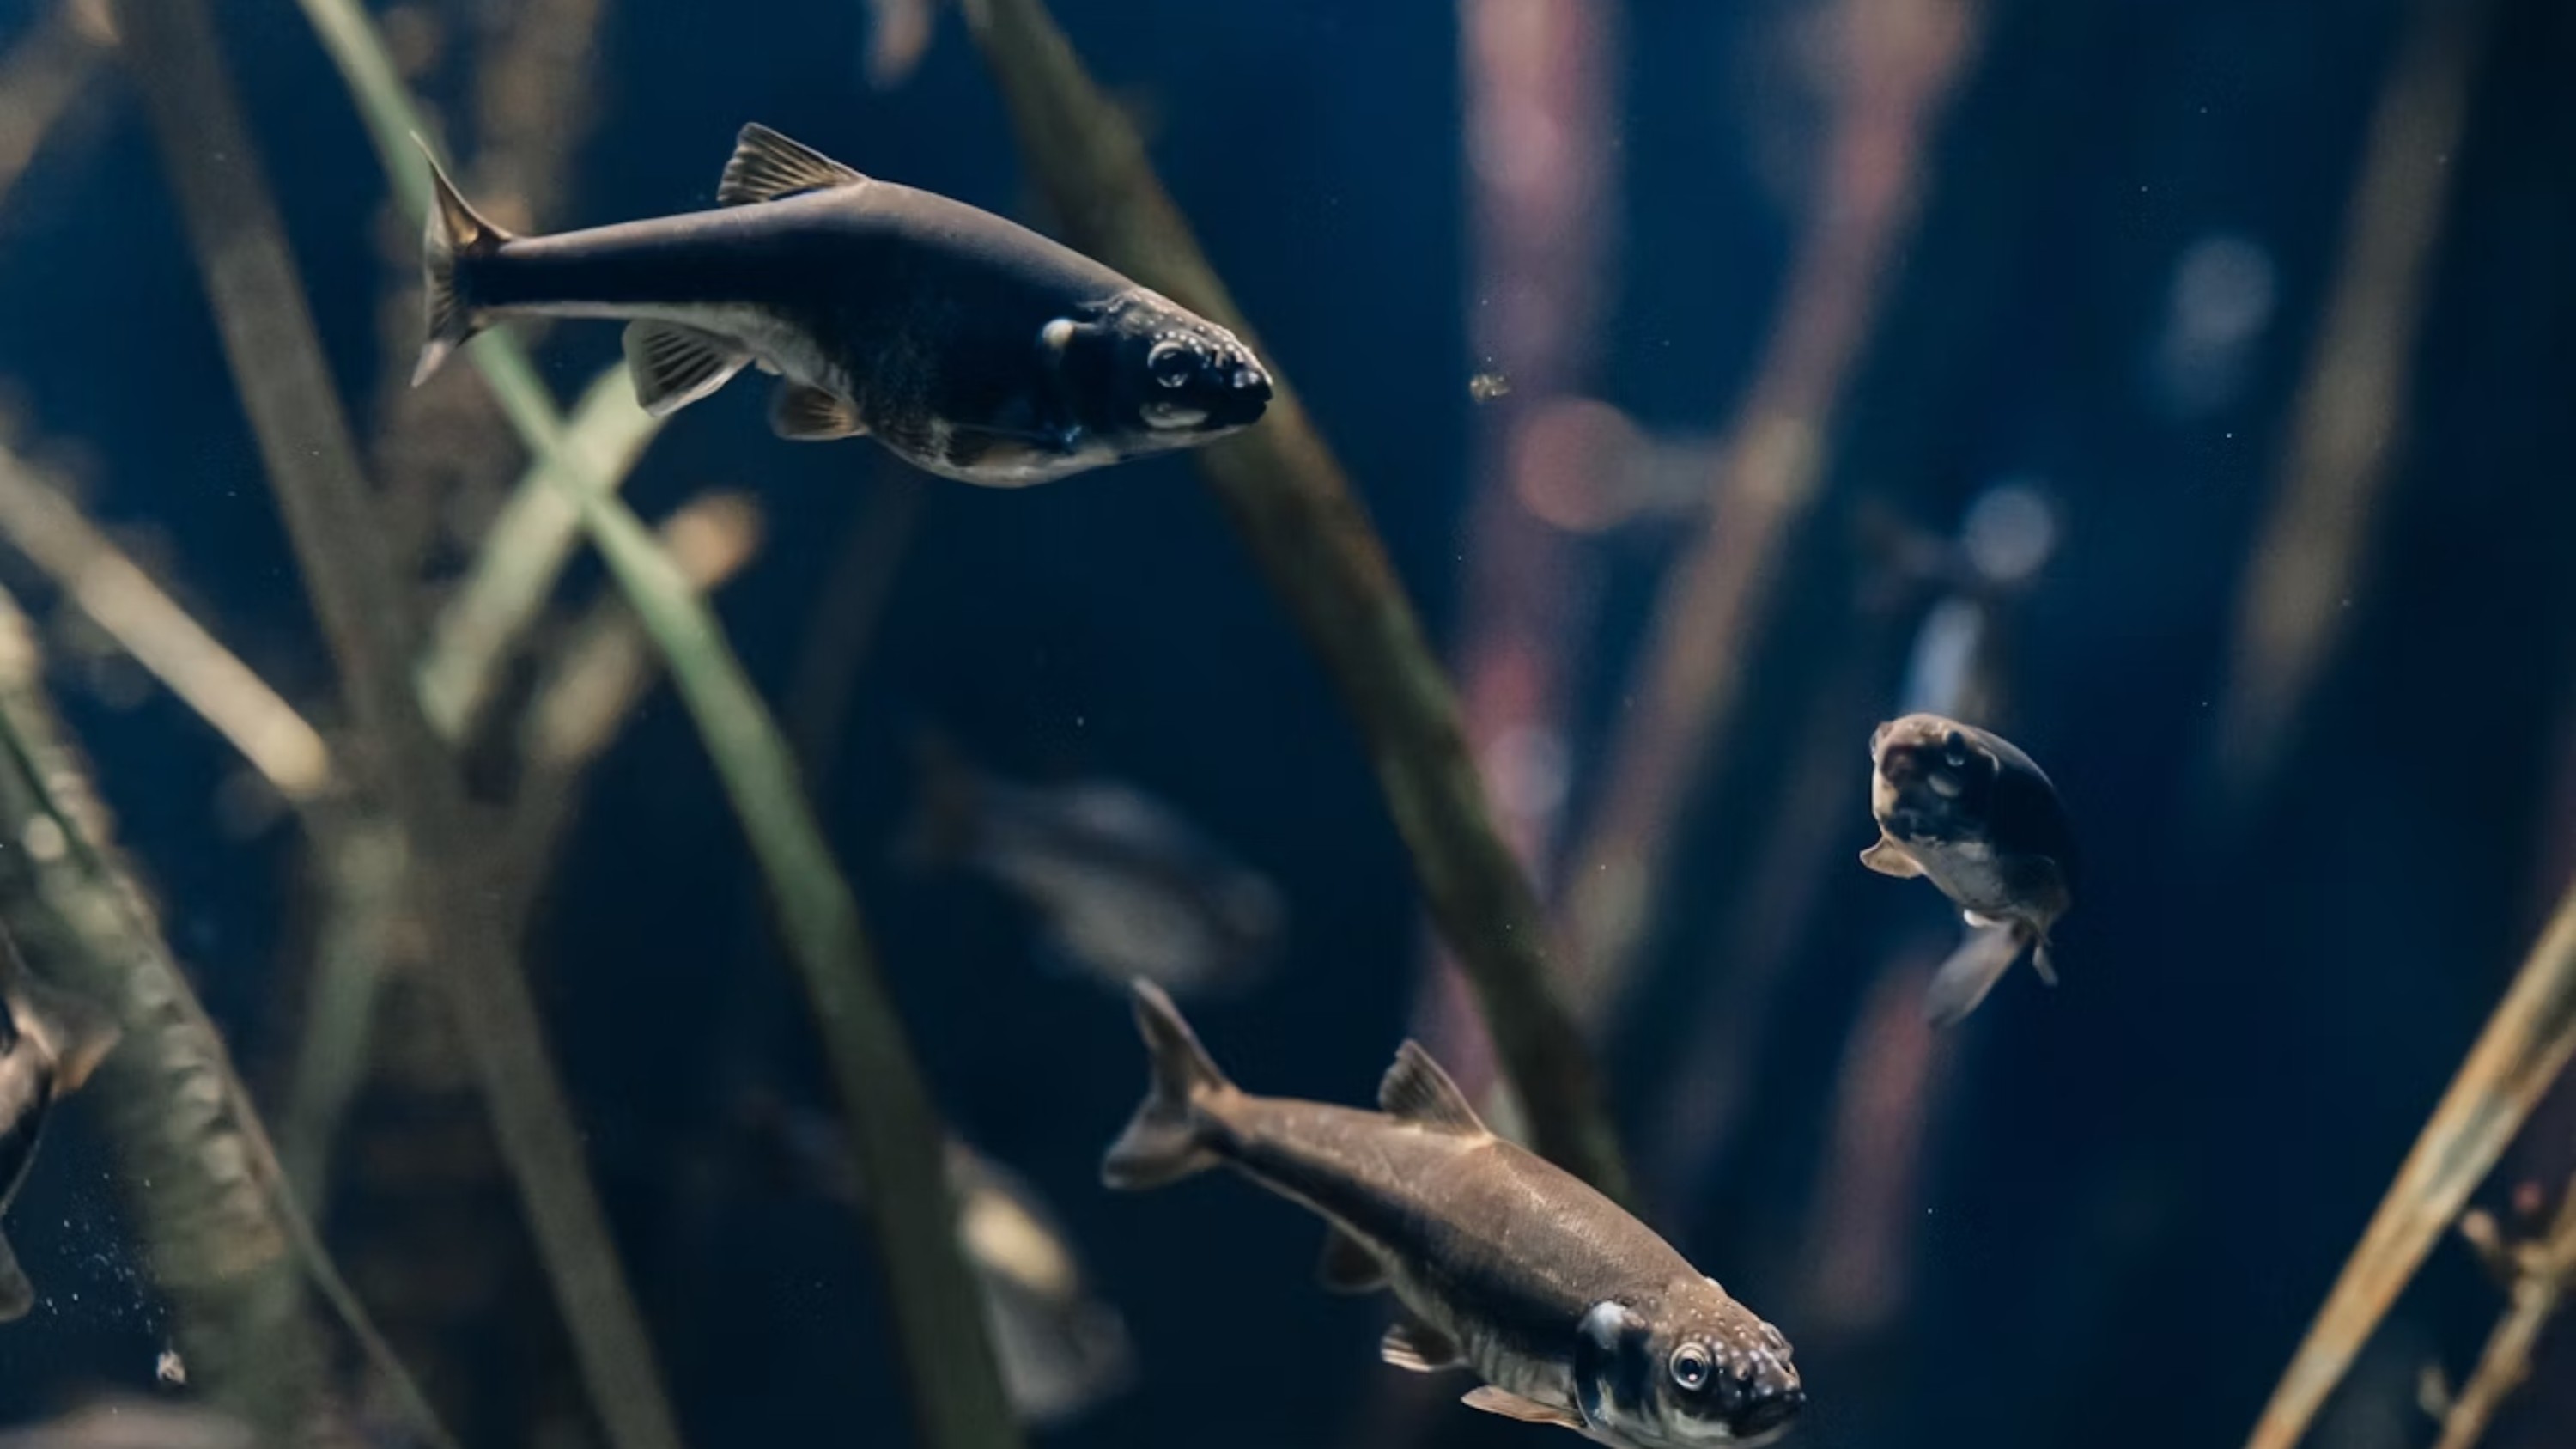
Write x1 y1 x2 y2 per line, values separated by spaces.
410 137 514 387
1101 980 1233 1190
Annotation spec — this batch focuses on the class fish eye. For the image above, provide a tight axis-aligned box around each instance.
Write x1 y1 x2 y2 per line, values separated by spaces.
1669 1344 1713 1391
1148 339 1198 387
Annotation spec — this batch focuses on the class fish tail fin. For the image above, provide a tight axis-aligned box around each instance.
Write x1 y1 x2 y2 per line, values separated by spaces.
1923 922 2030 1028
1102 980 1232 1190
0 1232 28 1323
0 928 118 1091
411 137 513 387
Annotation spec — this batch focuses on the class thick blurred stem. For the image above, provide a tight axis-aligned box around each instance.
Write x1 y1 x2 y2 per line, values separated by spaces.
1559 0 1980 1019
2205 0 2486 815
958 0 1631 1202
112 6 689 1449
0 588 450 1449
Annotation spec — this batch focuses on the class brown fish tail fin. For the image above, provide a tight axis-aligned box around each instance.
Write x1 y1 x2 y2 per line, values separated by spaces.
1923 922 2030 1027
1102 980 1231 1190
411 137 514 387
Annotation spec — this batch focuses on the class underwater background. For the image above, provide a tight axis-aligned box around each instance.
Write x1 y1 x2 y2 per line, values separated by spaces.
0 0 2569 1446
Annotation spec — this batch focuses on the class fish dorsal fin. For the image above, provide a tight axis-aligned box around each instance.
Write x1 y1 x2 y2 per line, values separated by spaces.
770 382 866 441
1378 1042 1487 1135
623 322 750 417
719 123 871 205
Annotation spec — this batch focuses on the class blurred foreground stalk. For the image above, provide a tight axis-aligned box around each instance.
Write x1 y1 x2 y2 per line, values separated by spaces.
112 3 690 1447
2242 880 2576 1449
289 3 1024 1444
957 0 1630 1202
0 588 449 1449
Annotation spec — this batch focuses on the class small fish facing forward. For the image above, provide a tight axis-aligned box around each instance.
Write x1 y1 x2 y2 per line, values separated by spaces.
1861 713 2079 1026
1103 982 1803 1446
413 124 1272 486
0 928 119 1323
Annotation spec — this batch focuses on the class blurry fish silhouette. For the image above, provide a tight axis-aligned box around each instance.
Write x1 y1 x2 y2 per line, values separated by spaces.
412 124 1272 485
1103 982 1805 1446
0 1398 252 1449
1860 714 2079 1026
741 1093 1134 1426
905 738 1284 997
0 927 118 1323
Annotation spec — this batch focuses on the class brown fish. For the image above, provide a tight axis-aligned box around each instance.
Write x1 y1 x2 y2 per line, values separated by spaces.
0 928 119 1323
1861 713 2079 1026
1103 982 1803 1446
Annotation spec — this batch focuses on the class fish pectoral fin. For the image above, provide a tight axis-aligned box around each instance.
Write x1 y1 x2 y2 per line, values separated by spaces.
1317 1227 1387 1294
1381 1318 1462 1373
719 123 872 205
770 383 866 441
2031 937 2060 986
1859 837 1924 879
1461 1386 1585 1431
623 322 751 417
1377 1041 1489 1136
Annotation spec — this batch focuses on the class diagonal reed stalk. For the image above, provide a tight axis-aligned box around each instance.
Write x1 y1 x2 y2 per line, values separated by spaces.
956 0 1630 1202
2241 878 2576 1449
289 4 1023 1446
0 587 457 1449
112 4 690 1447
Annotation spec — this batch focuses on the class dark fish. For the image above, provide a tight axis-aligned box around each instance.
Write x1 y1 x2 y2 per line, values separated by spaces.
412 124 1272 486
906 740 1283 997
0 929 119 1323
1103 982 1803 1446
1860 713 2079 1026
742 1095 1134 1426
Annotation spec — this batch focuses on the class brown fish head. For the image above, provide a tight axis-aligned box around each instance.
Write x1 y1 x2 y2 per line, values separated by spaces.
1577 1286 1803 1447
1042 289 1272 450
1869 712 2002 846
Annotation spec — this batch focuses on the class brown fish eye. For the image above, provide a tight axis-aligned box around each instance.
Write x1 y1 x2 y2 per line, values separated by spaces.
1149 340 1197 387
1670 1345 1712 1391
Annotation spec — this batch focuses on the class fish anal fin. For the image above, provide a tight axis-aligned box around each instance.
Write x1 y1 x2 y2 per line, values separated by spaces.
771 382 866 441
1860 837 1923 879
623 322 750 417
719 123 872 205
1317 1227 1386 1294
1377 1041 1487 1135
1461 1386 1584 1430
1381 1318 1461 1373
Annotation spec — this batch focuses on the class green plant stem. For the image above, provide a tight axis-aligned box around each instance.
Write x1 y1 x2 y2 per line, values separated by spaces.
957 0 1629 1202
289 4 1024 1444
112 6 690 1448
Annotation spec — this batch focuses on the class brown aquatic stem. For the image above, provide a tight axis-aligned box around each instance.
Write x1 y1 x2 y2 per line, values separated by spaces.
2240 880 2576 1449
2431 1181 2576 1449
2205 0 2487 813
957 0 1630 1202
1558 0 1979 1016
112 5 690 1447
0 588 453 1449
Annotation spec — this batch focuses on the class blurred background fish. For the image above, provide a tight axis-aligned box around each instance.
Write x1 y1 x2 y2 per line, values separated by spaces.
902 734 1286 998
0 930 116 1324
737 1091 1135 1427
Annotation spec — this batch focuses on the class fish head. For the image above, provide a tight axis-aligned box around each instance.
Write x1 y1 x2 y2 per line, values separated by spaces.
1041 290 1272 449
1576 1289 1803 1447
1868 712 2001 845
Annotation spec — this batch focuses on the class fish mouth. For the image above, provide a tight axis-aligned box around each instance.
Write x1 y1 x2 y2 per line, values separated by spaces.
1728 1383 1804 1442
